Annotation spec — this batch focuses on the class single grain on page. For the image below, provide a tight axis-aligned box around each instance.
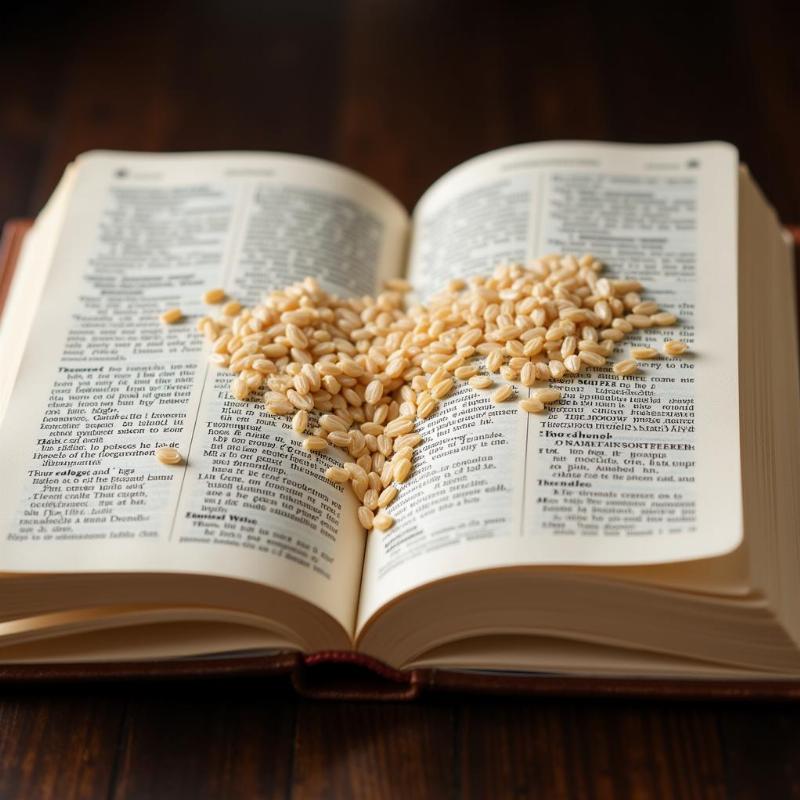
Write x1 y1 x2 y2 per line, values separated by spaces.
202 288 226 304
185 254 685 532
630 346 659 360
664 340 689 356
159 308 183 325
155 447 183 465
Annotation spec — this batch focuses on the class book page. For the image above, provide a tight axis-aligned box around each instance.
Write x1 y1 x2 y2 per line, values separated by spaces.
358 141 740 630
0 151 409 637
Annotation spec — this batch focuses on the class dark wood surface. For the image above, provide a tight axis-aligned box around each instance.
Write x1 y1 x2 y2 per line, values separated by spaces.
1 0 800 797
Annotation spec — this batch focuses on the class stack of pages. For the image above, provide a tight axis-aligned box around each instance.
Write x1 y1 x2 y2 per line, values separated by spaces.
0 141 799 682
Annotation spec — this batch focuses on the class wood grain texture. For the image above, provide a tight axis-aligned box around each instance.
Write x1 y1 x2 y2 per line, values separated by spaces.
1 0 800 797
292 700 454 799
0 687 123 799
109 682 295 800
717 705 800 799
460 699 729 800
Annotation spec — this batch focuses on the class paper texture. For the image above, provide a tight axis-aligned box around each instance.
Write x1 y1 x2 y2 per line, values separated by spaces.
358 142 741 629
0 151 409 636
0 144 746 645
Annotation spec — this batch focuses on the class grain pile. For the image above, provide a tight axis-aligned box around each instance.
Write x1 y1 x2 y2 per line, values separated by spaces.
175 254 687 532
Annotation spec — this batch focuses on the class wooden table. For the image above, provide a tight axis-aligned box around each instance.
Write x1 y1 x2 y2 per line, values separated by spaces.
1 1 799 797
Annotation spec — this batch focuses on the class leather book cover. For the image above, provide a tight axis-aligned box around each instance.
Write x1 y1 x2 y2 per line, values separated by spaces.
1 218 799 701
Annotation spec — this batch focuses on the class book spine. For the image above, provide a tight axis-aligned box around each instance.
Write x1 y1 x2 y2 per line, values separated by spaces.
294 651 421 701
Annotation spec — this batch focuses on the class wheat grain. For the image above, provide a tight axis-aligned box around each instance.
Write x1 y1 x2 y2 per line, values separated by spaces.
393 458 412 482
384 278 413 292
395 432 422 450
612 359 638 376
417 396 438 418
454 365 478 380
549 360 566 379
385 418 414 438
373 513 395 532
159 308 183 324
230 378 248 401
189 253 686 536
292 410 308 433
486 350 504 372
491 384 514 403
531 388 561 404
363 488 380 510
378 485 398 508
579 351 606 368
519 398 545 413
358 506 375 530
469 375 493 389
632 301 659 315
393 446 414 462
664 339 689 356
626 314 652 329
432 378 454 399
652 312 678 326
265 398 294 415
155 447 183 465
326 430 350 448
203 288 226 304
325 466 350 483
564 354 582 374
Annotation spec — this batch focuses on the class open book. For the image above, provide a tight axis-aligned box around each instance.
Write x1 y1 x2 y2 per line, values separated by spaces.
1 141 799 682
